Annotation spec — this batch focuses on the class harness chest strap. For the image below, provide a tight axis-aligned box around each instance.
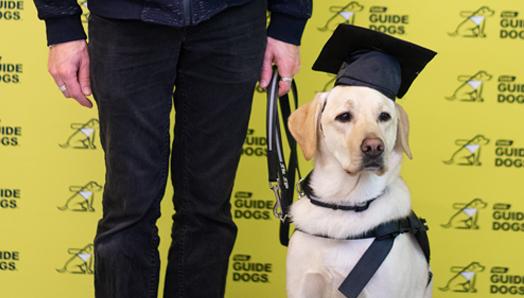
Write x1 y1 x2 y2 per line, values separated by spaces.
296 211 431 298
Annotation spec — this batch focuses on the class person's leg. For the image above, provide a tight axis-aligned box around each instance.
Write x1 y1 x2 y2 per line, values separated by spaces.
88 15 182 298
163 1 267 297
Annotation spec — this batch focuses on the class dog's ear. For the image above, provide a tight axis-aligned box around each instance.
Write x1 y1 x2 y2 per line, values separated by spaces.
288 92 327 161
395 104 412 159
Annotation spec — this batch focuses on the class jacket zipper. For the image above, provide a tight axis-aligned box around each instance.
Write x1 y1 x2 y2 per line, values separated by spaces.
183 0 191 25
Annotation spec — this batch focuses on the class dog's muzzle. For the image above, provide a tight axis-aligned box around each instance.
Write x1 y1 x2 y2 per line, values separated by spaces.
361 137 384 170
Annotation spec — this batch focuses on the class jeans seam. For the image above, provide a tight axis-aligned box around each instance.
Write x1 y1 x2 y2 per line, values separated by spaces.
148 133 170 298
176 74 192 298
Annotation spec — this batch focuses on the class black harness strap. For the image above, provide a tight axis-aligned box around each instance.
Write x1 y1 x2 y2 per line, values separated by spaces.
296 212 431 298
339 236 395 298
338 212 430 298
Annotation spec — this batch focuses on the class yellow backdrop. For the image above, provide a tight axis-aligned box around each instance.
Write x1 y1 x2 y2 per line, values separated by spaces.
1 0 524 297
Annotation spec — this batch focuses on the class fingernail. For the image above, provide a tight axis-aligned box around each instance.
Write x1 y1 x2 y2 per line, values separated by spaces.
260 80 267 87
82 87 92 96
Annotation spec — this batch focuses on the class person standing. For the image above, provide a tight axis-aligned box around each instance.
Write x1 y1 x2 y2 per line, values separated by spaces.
33 0 311 297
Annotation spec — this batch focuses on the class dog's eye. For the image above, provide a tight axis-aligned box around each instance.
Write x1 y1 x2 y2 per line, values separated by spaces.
378 112 391 122
335 112 352 123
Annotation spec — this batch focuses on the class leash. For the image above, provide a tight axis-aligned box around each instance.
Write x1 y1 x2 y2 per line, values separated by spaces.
266 68 301 246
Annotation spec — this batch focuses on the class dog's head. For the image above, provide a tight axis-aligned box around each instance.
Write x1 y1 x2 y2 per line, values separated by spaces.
288 86 411 176
472 134 489 145
468 262 486 272
86 181 103 192
470 198 488 209
477 6 495 17
476 71 493 81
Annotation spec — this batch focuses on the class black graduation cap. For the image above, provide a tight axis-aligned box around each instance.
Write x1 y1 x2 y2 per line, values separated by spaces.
312 24 437 99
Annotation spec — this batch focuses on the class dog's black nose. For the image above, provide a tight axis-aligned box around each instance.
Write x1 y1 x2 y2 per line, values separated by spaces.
361 138 384 157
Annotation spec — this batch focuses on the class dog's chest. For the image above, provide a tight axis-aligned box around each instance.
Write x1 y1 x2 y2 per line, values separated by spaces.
290 231 374 277
288 231 429 297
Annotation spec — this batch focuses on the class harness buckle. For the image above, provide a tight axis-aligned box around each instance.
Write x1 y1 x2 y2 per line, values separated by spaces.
270 182 288 222
407 214 429 233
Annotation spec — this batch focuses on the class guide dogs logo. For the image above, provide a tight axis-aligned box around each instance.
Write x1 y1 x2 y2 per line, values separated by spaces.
60 118 99 149
449 6 495 38
56 244 94 274
58 181 103 212
439 262 485 293
443 135 490 166
495 139 524 168
0 188 20 209
318 1 364 32
0 56 22 84
242 128 267 157
0 119 22 146
233 191 273 220
489 266 524 295
492 203 524 232
441 198 488 230
368 6 409 35
0 0 22 21
232 254 272 283
500 11 524 40
446 71 493 102
497 75 524 105
0 250 19 271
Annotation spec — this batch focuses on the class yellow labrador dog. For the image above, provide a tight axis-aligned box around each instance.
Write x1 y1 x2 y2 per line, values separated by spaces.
286 85 431 298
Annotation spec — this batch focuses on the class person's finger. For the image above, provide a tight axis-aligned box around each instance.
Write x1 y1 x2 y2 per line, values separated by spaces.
278 79 291 96
57 83 69 97
62 70 93 108
259 50 273 89
78 55 92 96
48 67 69 97
275 59 295 96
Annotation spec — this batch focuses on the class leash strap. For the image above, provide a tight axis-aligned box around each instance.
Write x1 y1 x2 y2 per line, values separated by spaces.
266 68 301 246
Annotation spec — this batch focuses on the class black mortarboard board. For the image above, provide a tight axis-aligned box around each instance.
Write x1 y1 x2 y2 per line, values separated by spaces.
312 24 437 99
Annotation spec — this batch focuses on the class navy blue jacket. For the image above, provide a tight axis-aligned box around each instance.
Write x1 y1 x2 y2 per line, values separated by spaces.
33 0 312 46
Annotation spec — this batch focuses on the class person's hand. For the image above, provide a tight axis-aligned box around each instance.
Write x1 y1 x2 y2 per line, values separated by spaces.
48 40 93 108
259 37 300 96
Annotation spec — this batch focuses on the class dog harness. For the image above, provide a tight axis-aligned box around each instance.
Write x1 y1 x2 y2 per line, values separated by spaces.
296 174 432 298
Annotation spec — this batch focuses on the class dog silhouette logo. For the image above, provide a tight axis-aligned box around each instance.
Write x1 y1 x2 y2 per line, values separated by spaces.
440 262 485 293
449 6 495 38
56 244 94 274
441 198 488 229
446 71 493 102
318 1 364 32
58 181 103 212
59 118 99 149
443 134 490 166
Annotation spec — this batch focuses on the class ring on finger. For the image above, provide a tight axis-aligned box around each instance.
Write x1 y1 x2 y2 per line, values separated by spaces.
280 76 293 83
58 84 67 92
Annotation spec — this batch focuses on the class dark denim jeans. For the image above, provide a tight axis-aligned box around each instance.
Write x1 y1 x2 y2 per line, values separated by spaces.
87 1 266 297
